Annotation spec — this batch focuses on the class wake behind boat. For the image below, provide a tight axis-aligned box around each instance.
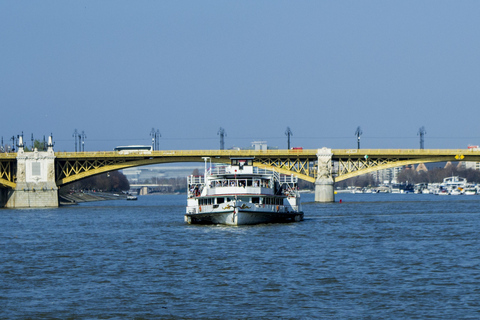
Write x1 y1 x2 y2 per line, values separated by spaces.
185 158 303 225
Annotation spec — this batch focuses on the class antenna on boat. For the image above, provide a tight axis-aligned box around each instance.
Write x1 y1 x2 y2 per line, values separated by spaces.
202 157 211 176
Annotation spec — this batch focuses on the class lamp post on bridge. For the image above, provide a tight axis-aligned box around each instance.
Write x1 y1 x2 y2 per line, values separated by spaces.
285 127 293 149
73 129 78 152
150 128 161 151
355 126 362 149
217 127 226 150
10 136 15 152
418 126 426 149
81 131 86 152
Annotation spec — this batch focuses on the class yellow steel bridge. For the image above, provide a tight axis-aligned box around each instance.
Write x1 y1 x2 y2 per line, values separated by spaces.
2 148 480 188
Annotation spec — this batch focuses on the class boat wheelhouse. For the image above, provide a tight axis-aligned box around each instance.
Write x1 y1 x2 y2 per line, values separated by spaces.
185 158 303 225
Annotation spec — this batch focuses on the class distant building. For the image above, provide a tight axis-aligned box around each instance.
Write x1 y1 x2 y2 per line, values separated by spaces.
122 164 203 184
416 163 428 172
370 167 402 185
464 145 480 170
251 141 267 151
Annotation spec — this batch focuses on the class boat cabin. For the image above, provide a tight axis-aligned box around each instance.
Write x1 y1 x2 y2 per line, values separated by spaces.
230 158 254 174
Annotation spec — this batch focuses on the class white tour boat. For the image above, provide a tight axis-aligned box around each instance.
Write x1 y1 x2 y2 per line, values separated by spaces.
185 158 304 225
440 176 467 195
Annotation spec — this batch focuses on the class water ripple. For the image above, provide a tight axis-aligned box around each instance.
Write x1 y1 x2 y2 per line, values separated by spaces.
2 193 480 318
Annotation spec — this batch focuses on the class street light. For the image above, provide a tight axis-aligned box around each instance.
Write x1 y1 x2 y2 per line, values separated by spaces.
217 127 226 150
285 127 293 149
73 129 78 152
355 126 362 149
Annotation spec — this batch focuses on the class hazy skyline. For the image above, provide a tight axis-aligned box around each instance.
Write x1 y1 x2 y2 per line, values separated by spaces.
1 1 480 151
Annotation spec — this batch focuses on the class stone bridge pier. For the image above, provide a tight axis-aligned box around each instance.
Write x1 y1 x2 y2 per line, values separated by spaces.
5 136 58 208
315 148 335 203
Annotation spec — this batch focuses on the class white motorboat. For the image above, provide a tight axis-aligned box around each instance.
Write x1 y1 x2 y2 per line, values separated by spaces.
464 185 477 195
185 158 303 225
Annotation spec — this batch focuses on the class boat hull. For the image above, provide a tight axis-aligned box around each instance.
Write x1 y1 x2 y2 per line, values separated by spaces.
185 210 304 226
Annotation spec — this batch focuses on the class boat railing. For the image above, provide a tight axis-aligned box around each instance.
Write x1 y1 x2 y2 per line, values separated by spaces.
278 174 298 184
188 175 205 184
206 185 274 196
207 166 298 184
207 166 276 176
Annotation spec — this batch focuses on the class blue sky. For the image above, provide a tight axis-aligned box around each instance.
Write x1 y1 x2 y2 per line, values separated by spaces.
1 1 479 151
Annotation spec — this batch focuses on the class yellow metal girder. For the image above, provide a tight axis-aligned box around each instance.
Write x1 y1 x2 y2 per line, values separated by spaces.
0 178 15 188
0 156 16 188
54 150 317 185
52 148 480 186
255 164 315 183
335 157 455 182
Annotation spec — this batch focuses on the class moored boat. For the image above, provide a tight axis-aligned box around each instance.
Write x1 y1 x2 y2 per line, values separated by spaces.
185 158 303 225
464 185 477 195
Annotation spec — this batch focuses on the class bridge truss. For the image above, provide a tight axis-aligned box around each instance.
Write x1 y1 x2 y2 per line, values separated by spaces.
54 149 480 186
333 149 480 182
0 154 17 188
54 150 318 186
3 149 480 188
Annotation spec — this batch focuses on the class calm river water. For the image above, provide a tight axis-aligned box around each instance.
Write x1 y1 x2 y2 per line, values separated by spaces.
2 193 480 319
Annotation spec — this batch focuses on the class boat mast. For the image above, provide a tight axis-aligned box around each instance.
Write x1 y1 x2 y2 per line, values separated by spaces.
202 157 211 177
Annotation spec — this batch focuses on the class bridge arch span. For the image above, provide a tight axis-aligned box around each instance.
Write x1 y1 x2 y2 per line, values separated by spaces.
55 155 231 186
54 149 480 186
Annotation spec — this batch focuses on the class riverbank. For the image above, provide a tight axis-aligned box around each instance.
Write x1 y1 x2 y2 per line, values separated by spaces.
59 191 127 205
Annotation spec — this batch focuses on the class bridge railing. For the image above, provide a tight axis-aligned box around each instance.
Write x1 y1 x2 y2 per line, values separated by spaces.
333 148 480 156
54 149 321 158
0 153 18 159
53 148 480 158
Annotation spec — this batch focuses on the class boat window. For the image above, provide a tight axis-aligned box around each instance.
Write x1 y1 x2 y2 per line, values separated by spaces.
247 159 253 166
217 197 224 204
252 197 260 204
238 197 250 202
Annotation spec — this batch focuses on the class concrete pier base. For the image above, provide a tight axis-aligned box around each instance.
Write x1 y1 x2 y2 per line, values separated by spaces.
315 177 335 203
315 147 335 203
5 140 59 208
5 185 58 208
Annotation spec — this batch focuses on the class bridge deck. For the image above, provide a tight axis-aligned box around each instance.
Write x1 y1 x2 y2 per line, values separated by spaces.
2 149 480 188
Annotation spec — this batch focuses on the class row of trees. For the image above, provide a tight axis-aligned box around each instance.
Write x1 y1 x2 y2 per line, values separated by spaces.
62 171 130 193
